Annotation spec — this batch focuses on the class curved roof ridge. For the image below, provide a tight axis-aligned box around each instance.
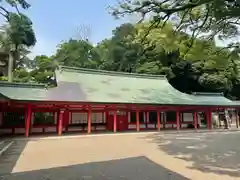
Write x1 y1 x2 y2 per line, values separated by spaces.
59 66 167 79
191 92 224 96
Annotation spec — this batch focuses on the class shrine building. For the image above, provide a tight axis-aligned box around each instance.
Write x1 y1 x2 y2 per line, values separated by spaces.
0 66 239 137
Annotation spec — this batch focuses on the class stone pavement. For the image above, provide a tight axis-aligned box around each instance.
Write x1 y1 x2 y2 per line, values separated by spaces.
0 141 13 156
0 131 240 180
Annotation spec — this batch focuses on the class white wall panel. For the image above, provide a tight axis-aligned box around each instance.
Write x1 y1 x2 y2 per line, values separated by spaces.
71 112 87 124
71 112 105 124
183 113 193 122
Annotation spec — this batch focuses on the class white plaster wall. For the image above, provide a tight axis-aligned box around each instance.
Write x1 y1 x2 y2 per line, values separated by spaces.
45 127 57 132
166 124 173 128
92 112 104 123
71 112 105 124
31 128 43 133
128 124 136 129
147 124 155 128
15 128 25 134
71 112 87 124
183 112 193 122
128 124 164 129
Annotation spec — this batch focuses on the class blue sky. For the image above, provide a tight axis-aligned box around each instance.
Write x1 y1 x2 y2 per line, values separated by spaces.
24 0 127 57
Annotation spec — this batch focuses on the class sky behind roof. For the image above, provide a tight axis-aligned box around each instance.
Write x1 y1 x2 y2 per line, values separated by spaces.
24 0 126 57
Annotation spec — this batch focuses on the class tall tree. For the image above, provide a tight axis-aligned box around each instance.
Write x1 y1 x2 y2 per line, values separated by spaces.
29 55 56 84
0 13 36 82
0 0 36 82
111 0 240 50
54 39 100 69
96 23 142 72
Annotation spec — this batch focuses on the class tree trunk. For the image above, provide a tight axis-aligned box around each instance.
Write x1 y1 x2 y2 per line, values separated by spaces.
8 51 14 82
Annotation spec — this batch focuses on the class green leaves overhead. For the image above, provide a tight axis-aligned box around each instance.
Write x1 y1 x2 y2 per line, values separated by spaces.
7 13 36 47
0 0 36 82
111 0 240 49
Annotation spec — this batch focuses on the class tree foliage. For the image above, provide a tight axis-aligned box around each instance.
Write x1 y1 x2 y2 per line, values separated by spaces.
0 0 36 82
111 0 240 49
1 17 240 99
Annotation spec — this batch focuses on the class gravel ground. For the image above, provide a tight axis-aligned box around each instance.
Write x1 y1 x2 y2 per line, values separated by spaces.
0 131 239 180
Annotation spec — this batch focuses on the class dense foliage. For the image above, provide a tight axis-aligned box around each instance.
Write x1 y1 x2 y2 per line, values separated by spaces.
0 0 36 82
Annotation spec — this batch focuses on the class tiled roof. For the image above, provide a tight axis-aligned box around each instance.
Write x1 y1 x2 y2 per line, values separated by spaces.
0 66 237 106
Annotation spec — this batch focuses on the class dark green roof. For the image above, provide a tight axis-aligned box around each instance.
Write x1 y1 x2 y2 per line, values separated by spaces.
0 81 49 101
0 66 238 107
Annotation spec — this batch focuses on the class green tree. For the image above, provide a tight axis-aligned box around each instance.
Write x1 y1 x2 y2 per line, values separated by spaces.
96 23 142 72
133 22 240 96
54 39 100 69
111 0 240 49
29 55 56 84
0 0 36 82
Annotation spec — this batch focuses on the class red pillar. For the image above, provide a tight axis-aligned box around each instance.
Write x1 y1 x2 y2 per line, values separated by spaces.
64 110 70 132
157 110 161 131
58 110 64 135
136 109 140 131
176 110 180 130
194 111 197 129
87 106 91 133
209 109 212 129
146 112 149 129
25 104 32 137
113 109 117 132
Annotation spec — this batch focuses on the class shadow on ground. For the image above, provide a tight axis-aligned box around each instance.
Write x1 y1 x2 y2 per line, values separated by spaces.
0 156 189 180
0 140 28 175
144 132 240 178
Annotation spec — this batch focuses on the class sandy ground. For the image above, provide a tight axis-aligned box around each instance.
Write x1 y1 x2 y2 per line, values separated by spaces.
0 131 240 180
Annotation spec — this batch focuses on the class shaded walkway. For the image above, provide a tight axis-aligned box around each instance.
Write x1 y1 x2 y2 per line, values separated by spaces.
0 131 240 179
0 140 27 176
0 156 188 180
144 131 240 178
